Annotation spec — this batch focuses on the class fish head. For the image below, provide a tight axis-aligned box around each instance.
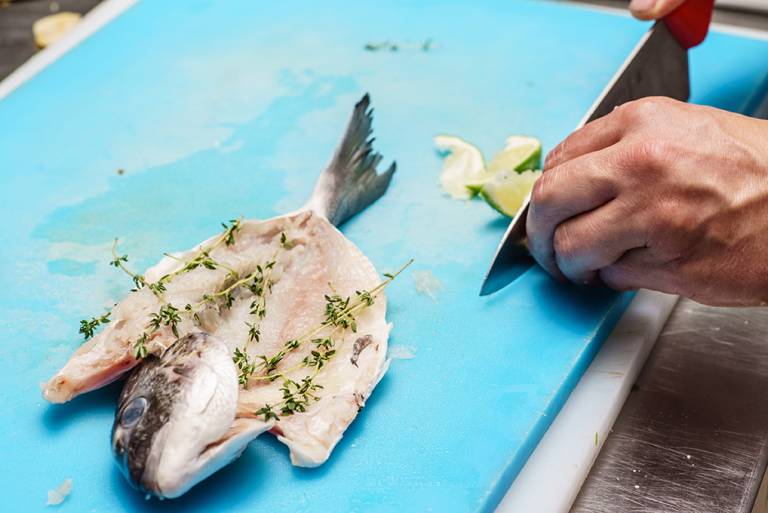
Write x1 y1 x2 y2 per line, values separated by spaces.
111 331 249 498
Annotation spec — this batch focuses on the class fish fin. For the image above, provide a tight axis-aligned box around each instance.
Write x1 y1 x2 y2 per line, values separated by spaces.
304 93 396 226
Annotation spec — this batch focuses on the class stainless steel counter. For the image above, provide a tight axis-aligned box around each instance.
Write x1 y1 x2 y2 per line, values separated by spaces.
565 2 768 512
571 300 768 513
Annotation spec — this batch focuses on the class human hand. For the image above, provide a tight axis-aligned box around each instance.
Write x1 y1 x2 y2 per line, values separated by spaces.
629 0 686 20
526 97 768 306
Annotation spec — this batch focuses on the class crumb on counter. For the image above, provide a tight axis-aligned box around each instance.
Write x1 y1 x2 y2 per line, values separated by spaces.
46 478 72 506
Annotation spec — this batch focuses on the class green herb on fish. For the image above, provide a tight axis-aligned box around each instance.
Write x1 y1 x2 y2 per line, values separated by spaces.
280 231 295 250
110 239 148 292
221 218 241 246
355 289 375 307
79 311 111 340
324 294 355 331
254 404 279 422
250 259 413 421
110 217 243 298
148 304 182 338
232 347 256 386
133 332 149 359
233 257 277 384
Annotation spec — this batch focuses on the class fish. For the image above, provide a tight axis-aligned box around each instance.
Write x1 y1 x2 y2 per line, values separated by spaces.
44 94 398 498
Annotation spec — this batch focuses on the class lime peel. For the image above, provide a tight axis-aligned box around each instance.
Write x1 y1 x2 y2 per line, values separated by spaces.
467 135 542 190
435 133 543 217
434 135 485 199
479 169 542 218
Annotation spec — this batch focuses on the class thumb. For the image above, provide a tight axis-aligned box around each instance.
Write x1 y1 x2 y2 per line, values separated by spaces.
629 0 687 20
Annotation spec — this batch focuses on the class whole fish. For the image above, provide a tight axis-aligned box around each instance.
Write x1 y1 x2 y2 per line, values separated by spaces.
44 95 398 498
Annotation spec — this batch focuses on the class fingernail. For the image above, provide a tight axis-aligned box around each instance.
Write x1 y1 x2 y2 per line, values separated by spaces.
630 0 655 12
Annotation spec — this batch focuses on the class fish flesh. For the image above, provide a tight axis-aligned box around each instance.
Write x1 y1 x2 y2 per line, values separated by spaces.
45 95 397 498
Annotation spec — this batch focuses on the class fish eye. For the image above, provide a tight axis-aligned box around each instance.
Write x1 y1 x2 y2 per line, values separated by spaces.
120 397 147 428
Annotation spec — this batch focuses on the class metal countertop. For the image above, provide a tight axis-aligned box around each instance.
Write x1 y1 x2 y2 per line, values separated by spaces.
572 300 768 513
568 5 768 512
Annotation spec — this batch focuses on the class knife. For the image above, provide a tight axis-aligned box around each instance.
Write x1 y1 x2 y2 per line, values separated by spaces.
479 0 715 297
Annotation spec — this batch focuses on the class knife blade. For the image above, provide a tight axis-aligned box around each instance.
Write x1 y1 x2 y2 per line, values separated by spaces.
479 1 714 297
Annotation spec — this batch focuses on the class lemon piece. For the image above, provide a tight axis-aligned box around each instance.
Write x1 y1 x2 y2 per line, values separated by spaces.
434 135 485 199
479 168 542 217
33 12 82 49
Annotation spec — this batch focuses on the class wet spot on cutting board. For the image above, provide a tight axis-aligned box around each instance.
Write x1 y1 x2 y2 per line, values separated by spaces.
47 258 96 277
31 73 358 274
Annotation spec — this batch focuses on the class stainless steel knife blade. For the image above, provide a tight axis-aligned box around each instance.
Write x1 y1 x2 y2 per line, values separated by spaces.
479 20 689 297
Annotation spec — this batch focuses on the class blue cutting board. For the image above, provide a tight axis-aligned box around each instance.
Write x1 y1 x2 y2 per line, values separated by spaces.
1 1 766 511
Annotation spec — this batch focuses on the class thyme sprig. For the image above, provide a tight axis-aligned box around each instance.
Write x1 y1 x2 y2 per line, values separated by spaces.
133 264 266 361
233 249 279 383
147 303 182 337
79 311 111 340
110 218 242 298
133 333 149 359
249 259 413 421
251 258 412 380
233 347 256 385
135 256 277 362
81 218 246 358
110 239 149 292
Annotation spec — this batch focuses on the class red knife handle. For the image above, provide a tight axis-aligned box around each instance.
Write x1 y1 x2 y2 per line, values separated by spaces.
663 0 715 49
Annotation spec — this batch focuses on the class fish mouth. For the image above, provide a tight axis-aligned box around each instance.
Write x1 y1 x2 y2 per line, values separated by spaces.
111 400 169 497
112 424 196 499
113 417 271 499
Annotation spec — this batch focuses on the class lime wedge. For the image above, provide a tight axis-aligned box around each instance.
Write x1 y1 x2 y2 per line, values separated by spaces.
434 135 485 199
488 135 542 174
479 169 542 217
465 135 541 192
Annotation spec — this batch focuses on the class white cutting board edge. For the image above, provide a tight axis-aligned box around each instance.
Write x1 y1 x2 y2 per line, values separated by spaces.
496 289 678 513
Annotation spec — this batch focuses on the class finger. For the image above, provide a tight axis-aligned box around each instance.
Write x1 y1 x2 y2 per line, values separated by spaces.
629 0 686 20
553 199 648 285
544 111 626 170
598 248 684 294
527 148 622 280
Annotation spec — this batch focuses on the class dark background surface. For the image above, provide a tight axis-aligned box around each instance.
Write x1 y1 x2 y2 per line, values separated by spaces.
0 0 100 80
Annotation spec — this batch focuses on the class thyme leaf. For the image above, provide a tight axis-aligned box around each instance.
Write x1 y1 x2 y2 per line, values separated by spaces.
79 311 111 340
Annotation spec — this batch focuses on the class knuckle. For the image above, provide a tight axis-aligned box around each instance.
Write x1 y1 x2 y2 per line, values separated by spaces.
544 143 563 169
617 97 664 123
553 224 583 262
623 138 673 171
531 173 555 208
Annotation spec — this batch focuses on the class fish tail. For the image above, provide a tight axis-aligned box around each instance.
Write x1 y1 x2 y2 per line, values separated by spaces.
305 93 396 226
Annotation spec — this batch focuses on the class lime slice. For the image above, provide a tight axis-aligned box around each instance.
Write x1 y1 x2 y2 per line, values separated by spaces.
479 168 542 217
488 135 542 174
434 135 485 199
465 135 541 192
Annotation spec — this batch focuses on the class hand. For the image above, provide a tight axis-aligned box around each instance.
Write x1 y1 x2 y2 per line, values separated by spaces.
526 97 768 306
629 0 686 20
